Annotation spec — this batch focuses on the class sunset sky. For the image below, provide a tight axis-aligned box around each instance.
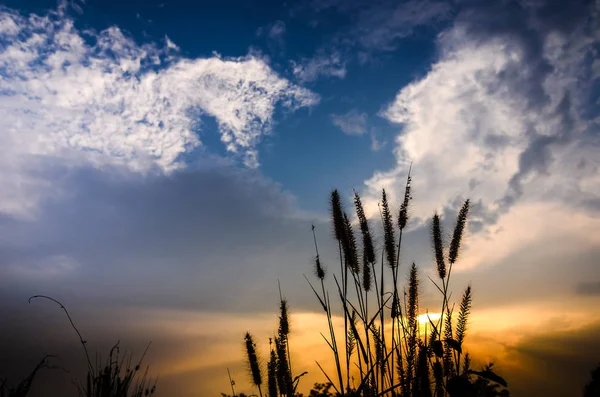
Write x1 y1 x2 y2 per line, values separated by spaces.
0 0 599 396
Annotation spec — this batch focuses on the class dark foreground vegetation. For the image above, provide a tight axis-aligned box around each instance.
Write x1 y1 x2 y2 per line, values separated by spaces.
2 175 599 397
233 178 600 397
239 173 510 397
1 295 156 397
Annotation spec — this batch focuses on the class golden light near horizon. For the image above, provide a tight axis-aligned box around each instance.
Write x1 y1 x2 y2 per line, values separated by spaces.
417 312 441 325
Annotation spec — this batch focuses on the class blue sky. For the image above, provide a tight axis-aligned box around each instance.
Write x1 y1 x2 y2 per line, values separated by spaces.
0 0 599 396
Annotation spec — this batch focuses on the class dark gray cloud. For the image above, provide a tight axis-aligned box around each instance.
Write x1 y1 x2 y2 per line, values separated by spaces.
0 164 333 313
500 321 600 397
455 0 555 109
576 281 600 296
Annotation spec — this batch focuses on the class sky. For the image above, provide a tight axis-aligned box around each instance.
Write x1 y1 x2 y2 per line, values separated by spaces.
0 0 599 396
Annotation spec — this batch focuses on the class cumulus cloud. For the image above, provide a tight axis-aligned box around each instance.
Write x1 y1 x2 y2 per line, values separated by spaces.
331 109 367 135
291 50 346 82
0 6 318 216
367 0 600 229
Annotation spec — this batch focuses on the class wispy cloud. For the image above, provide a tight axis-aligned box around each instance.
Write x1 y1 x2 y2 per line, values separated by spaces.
288 0 451 83
0 6 318 216
5 254 79 278
291 50 346 82
331 109 367 136
370 132 386 151
354 0 452 51
256 20 286 52
303 0 452 51
268 20 286 40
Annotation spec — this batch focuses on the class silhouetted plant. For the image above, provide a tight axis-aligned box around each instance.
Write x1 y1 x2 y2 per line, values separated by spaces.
301 172 509 396
25 296 156 397
245 333 264 397
81 341 156 397
431 213 446 280
308 383 335 397
447 363 508 397
584 362 600 397
237 172 510 397
243 296 308 397
0 355 61 397
267 345 279 397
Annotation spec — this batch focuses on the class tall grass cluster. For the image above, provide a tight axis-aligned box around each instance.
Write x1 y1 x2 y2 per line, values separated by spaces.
243 173 509 397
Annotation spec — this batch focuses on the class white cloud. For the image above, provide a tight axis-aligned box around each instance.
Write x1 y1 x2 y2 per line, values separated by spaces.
0 7 318 216
165 35 179 50
370 132 386 151
363 4 600 238
331 109 367 135
291 50 347 82
372 31 527 218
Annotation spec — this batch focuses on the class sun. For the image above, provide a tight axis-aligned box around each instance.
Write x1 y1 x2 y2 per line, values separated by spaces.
417 312 441 325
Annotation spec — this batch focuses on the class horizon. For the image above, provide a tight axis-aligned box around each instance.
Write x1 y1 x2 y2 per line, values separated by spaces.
0 0 599 396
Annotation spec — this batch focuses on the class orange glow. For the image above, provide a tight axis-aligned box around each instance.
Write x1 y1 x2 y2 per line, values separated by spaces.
417 312 441 325
102 293 600 396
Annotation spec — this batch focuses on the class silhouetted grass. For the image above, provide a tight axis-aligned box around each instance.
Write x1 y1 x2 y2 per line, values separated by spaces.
2 296 156 397
584 362 600 397
81 341 156 397
0 355 60 397
242 172 510 397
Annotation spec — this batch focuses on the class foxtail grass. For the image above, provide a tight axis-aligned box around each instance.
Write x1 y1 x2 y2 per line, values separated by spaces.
244 333 263 397
302 174 507 396
241 173 508 396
